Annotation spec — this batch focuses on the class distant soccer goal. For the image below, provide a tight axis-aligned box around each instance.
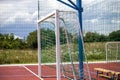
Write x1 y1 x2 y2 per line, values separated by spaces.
37 10 91 80
105 42 120 70
106 42 120 62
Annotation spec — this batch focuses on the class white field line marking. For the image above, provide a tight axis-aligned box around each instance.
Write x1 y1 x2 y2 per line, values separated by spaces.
0 60 120 67
22 65 44 80
0 74 35 77
0 64 38 67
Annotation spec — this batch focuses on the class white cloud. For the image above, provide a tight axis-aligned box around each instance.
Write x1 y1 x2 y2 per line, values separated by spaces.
0 4 14 24
5 11 38 24
33 11 37 16
82 0 96 4
84 18 99 24
91 19 98 23
111 20 120 24
14 34 23 39
0 0 37 26
0 0 104 26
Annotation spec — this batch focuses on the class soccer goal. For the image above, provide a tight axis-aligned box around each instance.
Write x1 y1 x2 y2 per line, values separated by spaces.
106 42 120 62
105 42 120 70
37 10 91 80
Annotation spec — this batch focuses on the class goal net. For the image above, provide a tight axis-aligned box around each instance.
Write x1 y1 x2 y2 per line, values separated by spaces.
37 10 91 80
106 42 120 70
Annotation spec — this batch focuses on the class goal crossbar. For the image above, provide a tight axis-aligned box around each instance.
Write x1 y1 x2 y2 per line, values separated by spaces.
37 10 56 24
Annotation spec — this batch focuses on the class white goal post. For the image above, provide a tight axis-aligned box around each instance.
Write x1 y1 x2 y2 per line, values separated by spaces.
106 42 120 62
37 10 61 80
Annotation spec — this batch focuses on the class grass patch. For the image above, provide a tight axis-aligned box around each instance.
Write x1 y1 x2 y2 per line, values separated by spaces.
0 49 38 64
0 42 108 64
84 42 106 61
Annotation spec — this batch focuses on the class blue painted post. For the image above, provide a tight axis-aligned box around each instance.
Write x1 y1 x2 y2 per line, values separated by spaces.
76 0 84 79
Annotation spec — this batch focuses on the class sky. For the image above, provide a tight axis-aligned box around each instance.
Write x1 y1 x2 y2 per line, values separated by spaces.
0 0 38 38
0 0 120 38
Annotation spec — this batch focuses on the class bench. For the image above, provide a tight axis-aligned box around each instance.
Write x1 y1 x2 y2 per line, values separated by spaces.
94 68 120 80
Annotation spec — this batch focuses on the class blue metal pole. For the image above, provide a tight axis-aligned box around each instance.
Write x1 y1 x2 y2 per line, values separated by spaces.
57 0 78 10
76 0 84 79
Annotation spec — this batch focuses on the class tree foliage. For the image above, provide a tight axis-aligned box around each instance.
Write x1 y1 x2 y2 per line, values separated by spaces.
27 30 37 49
109 30 120 41
84 32 100 42
0 30 119 49
0 33 26 49
84 32 108 42
84 32 109 42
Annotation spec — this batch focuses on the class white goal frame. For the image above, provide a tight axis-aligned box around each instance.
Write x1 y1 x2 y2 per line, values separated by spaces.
37 10 61 80
105 42 120 62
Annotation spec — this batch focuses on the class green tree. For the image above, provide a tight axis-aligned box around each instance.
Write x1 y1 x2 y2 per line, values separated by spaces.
59 27 73 44
84 32 100 42
41 28 55 49
12 38 26 49
109 30 120 41
26 27 73 49
27 30 37 49
98 34 108 42
84 32 108 42
0 33 4 48
0 33 26 49
1 34 12 49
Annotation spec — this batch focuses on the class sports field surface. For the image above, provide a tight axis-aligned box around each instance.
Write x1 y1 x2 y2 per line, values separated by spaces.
0 64 67 80
0 61 120 80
